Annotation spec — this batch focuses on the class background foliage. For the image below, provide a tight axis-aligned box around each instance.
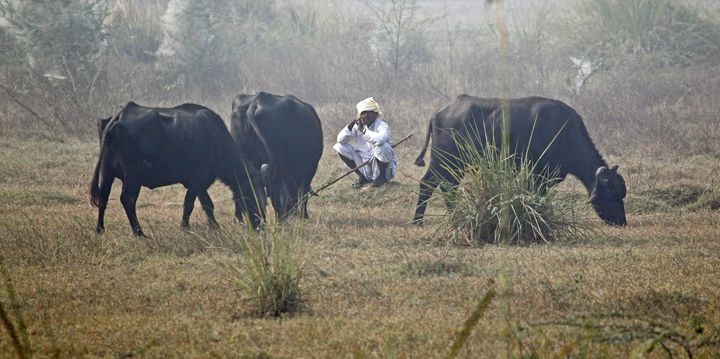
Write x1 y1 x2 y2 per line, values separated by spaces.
1 1 719 356
0 0 717 158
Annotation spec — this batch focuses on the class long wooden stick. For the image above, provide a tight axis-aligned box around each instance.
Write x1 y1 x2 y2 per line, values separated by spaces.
311 133 413 195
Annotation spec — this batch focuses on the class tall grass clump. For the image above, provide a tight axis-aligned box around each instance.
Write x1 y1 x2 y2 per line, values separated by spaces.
432 130 592 245
230 220 305 317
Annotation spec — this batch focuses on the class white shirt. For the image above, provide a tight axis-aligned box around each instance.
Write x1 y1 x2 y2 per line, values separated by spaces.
336 118 392 156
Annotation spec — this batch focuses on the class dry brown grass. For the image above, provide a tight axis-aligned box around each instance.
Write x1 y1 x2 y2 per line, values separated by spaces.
2 0 719 356
0 133 719 357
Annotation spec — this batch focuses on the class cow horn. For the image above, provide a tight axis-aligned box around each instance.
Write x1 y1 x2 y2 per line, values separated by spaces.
260 163 270 182
595 166 609 185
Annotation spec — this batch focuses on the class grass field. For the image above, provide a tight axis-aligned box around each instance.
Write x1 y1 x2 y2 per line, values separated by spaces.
0 125 719 357
2 0 720 356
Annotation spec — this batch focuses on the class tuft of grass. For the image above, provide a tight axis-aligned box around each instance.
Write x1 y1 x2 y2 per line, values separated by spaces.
229 220 305 318
432 132 593 245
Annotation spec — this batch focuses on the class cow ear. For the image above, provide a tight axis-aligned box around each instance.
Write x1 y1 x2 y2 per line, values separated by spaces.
610 164 619 172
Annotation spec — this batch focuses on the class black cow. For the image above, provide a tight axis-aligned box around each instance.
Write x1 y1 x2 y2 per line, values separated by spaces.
413 95 627 226
230 92 323 219
90 102 268 236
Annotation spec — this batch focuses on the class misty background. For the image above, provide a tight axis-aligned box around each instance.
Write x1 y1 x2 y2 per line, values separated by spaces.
1 0 719 156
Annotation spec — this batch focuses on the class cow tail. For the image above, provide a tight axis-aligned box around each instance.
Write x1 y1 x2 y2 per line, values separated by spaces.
245 101 276 174
89 147 105 208
89 128 113 208
414 117 433 167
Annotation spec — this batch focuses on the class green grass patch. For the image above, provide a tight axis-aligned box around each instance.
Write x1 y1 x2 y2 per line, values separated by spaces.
688 189 720 211
646 184 704 207
626 183 717 213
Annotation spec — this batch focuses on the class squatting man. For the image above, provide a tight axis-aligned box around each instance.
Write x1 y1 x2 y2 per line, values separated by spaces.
334 97 398 188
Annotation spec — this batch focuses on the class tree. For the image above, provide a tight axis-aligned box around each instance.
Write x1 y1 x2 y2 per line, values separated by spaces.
155 0 220 87
0 0 108 81
365 0 434 80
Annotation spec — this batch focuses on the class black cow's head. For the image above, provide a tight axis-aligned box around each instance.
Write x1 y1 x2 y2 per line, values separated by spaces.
233 163 270 229
270 181 300 220
590 165 627 226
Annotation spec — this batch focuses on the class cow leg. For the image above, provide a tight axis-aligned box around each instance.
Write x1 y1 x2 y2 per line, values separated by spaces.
95 177 113 234
412 167 441 225
197 191 219 229
439 159 465 211
439 176 462 210
181 189 198 230
274 191 291 221
234 195 262 229
299 182 311 219
120 182 144 237
413 160 463 225
270 180 295 221
287 181 308 219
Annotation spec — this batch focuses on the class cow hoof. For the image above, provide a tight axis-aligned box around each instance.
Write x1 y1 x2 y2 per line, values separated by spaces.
415 158 426 167
411 218 424 226
96 226 105 235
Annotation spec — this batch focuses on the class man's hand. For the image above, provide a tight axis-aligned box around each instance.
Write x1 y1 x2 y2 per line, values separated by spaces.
356 118 366 133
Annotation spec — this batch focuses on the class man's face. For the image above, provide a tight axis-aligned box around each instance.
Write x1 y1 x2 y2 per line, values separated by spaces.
359 111 378 126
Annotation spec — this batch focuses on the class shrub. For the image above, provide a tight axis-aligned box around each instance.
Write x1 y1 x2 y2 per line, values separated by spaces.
432 129 593 245
230 220 305 317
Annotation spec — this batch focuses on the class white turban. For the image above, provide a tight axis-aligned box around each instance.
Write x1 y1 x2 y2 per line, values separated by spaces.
356 97 381 116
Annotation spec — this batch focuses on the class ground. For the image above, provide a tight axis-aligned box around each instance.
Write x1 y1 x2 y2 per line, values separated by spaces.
0 136 718 357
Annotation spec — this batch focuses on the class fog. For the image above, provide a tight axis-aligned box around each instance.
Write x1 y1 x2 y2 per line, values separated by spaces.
1 0 718 155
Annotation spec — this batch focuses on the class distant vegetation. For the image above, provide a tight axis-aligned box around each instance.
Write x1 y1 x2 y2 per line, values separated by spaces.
0 0 718 158
1 2 719 356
